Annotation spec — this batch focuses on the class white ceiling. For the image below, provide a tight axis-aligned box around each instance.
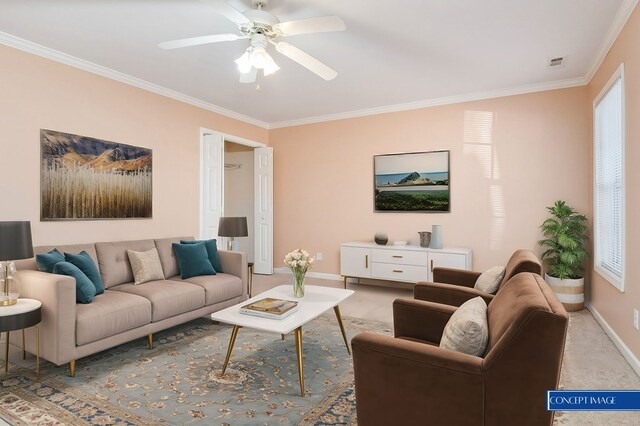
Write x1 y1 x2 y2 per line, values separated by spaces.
0 0 631 127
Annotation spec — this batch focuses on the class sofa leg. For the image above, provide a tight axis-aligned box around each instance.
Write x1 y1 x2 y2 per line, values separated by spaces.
69 360 75 377
147 334 153 350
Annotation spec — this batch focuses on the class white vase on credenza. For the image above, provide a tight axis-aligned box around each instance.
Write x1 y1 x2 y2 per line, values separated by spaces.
430 225 443 249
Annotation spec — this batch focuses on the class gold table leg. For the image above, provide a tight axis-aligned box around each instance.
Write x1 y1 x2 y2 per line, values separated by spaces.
333 305 351 355
4 331 9 372
69 360 75 377
35 326 40 374
248 264 253 297
295 327 305 397
221 325 241 376
22 329 26 360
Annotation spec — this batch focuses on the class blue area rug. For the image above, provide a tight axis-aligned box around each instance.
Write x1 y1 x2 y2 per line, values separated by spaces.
0 314 391 425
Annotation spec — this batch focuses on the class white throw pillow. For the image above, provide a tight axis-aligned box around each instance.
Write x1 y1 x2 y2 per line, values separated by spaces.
439 297 489 357
474 266 506 294
127 248 165 285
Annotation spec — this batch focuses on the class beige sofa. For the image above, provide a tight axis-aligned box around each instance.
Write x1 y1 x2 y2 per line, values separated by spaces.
14 236 247 376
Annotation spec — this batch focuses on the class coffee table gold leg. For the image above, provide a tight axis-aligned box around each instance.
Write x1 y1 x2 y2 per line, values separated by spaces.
333 305 351 355
35 326 40 374
22 329 26 360
4 331 9 372
295 327 304 396
221 325 241 377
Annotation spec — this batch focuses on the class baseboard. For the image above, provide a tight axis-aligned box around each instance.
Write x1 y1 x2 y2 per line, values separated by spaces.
272 267 342 282
586 302 640 377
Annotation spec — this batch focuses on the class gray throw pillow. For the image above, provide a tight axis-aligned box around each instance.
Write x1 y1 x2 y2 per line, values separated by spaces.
474 266 505 294
127 248 165 285
439 297 489 357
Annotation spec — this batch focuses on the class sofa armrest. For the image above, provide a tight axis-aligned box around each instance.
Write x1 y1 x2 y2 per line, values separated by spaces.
15 270 76 366
352 332 484 426
217 250 248 298
393 298 456 343
432 267 481 287
414 282 494 306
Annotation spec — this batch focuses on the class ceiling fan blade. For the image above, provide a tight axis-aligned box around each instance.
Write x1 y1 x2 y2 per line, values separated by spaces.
239 67 258 84
275 42 337 81
159 34 244 50
273 16 345 36
200 0 251 26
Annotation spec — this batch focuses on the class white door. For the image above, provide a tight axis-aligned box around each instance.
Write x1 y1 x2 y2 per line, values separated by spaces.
201 133 224 246
254 147 273 274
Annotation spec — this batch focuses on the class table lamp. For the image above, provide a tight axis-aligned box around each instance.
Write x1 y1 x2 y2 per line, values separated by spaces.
0 221 34 306
218 217 248 251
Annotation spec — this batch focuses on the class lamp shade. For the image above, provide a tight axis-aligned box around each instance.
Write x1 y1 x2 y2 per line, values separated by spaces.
0 221 34 261
218 217 248 238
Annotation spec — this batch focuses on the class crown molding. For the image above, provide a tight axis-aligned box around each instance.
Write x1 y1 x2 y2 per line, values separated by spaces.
584 0 639 85
268 76 587 129
0 31 270 129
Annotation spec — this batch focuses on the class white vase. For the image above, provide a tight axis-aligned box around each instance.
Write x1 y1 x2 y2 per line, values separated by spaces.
430 225 443 249
545 273 584 311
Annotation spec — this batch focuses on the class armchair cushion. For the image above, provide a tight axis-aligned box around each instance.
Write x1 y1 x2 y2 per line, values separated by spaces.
439 297 488 356
474 265 505 294
432 268 481 287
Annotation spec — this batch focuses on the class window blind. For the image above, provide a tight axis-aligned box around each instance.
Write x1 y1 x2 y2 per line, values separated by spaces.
594 75 623 284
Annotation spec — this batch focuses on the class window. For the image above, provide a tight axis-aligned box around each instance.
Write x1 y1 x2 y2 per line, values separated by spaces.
594 64 625 291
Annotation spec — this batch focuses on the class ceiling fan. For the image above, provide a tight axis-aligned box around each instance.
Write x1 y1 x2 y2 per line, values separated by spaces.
159 0 346 83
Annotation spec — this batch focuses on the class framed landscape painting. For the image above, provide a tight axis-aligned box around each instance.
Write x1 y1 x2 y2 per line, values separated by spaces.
41 129 152 220
374 150 450 212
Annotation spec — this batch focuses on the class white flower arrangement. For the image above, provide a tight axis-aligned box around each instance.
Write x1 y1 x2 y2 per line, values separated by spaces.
285 249 314 297
284 249 314 273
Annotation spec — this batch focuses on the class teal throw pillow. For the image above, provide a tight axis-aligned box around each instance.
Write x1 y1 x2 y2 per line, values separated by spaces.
172 242 216 279
64 251 105 295
180 239 224 273
36 248 65 273
53 262 96 304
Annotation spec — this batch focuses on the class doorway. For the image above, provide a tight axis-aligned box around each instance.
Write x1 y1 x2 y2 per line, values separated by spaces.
199 128 273 275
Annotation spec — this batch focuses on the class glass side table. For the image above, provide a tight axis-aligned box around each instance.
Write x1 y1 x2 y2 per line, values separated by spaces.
0 298 41 373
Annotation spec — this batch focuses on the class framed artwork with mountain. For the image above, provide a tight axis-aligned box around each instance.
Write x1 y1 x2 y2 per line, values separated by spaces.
40 129 152 220
374 150 450 212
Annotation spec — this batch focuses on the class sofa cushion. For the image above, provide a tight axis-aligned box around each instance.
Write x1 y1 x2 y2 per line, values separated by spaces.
53 262 96 304
154 237 193 279
474 266 505 294
95 240 156 288
35 248 64 273
172 242 216 279
501 249 542 287
35 244 99 270
65 251 105 294
127 248 165 285
76 290 152 346
180 239 223 273
439 297 488 357
110 280 205 322
168 273 243 306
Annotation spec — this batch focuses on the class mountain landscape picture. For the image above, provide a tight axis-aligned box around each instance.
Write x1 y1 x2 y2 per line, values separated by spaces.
41 129 152 220
374 151 450 212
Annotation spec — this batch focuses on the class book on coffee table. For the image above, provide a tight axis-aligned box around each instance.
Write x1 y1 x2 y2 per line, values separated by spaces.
239 297 299 320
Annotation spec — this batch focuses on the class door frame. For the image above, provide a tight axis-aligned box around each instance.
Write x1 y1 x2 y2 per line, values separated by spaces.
199 127 268 257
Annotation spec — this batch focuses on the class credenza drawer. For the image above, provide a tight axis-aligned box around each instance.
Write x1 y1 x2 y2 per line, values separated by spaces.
372 249 427 266
371 263 429 283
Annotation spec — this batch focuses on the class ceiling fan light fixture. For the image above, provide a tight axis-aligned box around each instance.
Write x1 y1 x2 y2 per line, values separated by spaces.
250 46 271 69
235 50 252 74
263 55 280 76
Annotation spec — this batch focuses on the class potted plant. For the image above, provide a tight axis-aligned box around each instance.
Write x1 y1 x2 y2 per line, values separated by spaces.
538 200 588 311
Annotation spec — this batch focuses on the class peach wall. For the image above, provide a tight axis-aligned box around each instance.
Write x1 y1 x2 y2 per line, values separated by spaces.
588 5 640 357
0 44 267 246
270 87 589 275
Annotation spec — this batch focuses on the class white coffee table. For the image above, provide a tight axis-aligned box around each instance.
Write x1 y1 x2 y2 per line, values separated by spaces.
211 285 354 396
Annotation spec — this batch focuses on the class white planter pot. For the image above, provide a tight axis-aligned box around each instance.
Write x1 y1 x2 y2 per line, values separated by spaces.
545 273 584 312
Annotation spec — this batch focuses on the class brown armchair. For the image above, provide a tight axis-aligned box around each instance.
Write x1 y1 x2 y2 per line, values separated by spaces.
352 272 568 426
414 248 542 307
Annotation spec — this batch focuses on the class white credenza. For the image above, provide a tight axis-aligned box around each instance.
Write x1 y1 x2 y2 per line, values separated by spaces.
340 242 472 286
